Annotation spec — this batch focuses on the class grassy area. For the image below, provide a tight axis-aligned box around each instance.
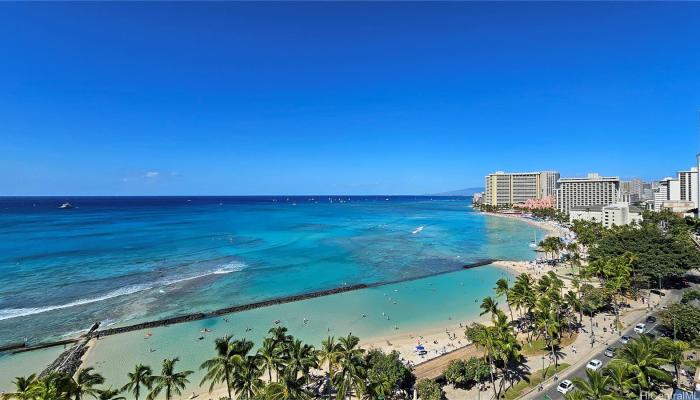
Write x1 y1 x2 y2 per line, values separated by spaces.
503 363 571 400
520 334 578 356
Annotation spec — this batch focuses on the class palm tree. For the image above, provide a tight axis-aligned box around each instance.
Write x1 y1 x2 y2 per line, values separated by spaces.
147 358 194 400
121 364 153 400
28 374 65 400
258 337 284 384
256 373 310 400
3 374 37 400
604 363 634 398
97 388 126 400
658 337 689 385
318 337 341 399
285 339 317 379
571 370 614 399
200 336 238 399
72 367 105 400
231 355 264 400
479 296 499 319
564 290 583 326
333 335 366 400
613 335 671 393
494 278 514 322
536 310 561 368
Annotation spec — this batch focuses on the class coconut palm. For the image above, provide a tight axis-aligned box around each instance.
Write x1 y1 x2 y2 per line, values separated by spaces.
285 339 317 379
333 335 366 400
200 335 239 399
28 374 65 400
231 355 264 400
72 367 105 400
658 337 689 385
318 336 341 399
612 335 671 393
147 358 194 400
258 337 284 384
479 296 499 319
3 374 37 400
97 388 126 400
121 364 153 400
494 278 514 322
571 370 614 399
604 363 634 398
256 372 310 400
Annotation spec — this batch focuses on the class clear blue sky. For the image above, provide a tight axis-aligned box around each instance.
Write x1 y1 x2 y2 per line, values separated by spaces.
1 2 699 195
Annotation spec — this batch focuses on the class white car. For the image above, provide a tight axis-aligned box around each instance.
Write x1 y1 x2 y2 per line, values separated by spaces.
620 335 631 344
557 379 575 394
586 359 603 371
634 323 646 334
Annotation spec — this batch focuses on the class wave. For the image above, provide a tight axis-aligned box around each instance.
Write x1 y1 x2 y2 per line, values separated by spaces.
0 261 245 322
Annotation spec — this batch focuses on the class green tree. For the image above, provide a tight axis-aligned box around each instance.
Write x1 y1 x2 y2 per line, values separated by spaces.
200 336 239 399
121 364 153 400
318 337 342 400
332 335 366 400
72 367 105 400
364 349 414 399
147 358 194 400
97 388 126 400
494 278 514 322
415 379 443 400
479 296 499 319
3 374 37 400
612 335 671 394
571 370 614 399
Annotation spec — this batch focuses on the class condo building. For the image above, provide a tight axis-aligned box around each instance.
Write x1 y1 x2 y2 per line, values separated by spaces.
652 167 699 212
555 173 620 213
483 171 560 206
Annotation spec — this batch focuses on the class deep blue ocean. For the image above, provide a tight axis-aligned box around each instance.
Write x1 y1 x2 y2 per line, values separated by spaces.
0 196 540 345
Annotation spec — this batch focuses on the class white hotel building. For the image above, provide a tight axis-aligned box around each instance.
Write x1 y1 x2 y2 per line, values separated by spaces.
652 167 699 213
555 173 620 214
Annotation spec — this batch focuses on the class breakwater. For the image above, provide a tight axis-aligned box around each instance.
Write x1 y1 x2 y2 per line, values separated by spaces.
11 338 79 354
39 340 89 378
88 259 496 339
3 259 497 350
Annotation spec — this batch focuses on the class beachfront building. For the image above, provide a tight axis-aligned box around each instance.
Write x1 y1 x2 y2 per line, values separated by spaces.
569 202 643 228
483 171 560 206
652 167 699 212
555 173 620 214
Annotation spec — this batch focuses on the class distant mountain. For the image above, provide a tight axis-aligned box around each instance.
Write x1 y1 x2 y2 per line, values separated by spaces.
427 187 484 196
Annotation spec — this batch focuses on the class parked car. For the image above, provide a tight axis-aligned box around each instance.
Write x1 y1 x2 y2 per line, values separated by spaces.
646 315 657 323
620 335 631 344
604 347 615 357
634 323 646 334
557 380 575 394
586 359 603 371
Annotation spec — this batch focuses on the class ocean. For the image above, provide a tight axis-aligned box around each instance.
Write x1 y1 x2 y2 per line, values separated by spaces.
0 196 542 388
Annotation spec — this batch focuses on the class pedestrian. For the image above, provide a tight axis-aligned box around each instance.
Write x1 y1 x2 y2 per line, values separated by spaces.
572 345 576 354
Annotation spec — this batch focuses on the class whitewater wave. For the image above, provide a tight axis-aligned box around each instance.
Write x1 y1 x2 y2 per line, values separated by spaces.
0 261 245 322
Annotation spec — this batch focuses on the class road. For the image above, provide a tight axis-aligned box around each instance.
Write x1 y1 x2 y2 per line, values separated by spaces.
531 289 681 400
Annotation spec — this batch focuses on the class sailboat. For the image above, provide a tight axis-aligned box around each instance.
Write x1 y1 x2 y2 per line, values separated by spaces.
528 230 538 248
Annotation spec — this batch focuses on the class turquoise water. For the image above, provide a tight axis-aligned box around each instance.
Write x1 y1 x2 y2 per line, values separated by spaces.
0 196 541 389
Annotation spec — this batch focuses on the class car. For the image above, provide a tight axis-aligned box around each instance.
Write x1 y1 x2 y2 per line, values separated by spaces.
645 315 657 323
620 335 631 344
604 347 615 357
634 323 646 334
557 380 575 394
586 359 603 371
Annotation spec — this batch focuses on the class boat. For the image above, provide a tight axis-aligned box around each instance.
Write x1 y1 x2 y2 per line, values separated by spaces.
59 202 74 209
528 230 538 248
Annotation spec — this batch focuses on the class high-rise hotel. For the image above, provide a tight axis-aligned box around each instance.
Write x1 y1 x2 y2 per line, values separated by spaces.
555 173 620 213
483 171 560 206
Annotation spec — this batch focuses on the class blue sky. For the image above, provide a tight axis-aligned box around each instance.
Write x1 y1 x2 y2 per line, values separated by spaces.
1 2 699 195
